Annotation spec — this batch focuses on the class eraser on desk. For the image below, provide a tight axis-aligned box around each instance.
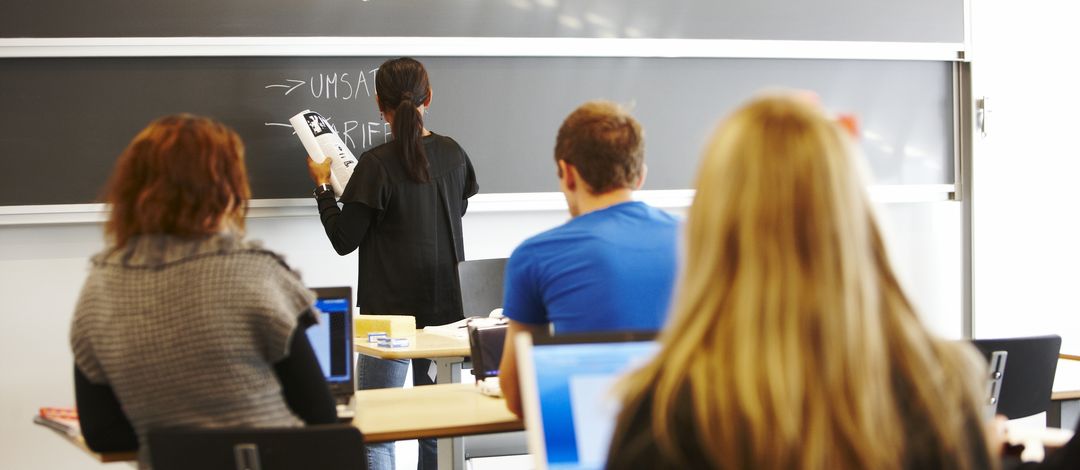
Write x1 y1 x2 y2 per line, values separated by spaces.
367 332 388 343
355 314 416 338
377 337 410 348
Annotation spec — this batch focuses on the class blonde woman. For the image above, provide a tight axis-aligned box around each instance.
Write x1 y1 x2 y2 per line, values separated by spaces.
605 94 995 470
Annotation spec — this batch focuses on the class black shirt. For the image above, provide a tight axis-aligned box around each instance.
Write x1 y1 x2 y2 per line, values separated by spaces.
316 133 479 327
1005 417 1080 470
606 382 994 470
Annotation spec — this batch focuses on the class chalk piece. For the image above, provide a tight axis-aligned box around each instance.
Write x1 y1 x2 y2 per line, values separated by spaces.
377 337 411 348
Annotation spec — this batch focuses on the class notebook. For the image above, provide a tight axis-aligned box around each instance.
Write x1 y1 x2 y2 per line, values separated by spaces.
307 287 355 416
515 331 659 470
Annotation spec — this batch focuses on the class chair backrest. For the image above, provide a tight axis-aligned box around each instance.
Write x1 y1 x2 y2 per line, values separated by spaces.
972 335 1062 419
458 258 508 317
148 424 364 470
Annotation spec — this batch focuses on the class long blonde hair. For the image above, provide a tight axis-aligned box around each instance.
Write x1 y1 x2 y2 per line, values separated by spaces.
619 94 990 469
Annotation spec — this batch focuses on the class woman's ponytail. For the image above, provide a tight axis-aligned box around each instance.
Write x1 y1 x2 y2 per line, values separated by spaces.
377 58 431 183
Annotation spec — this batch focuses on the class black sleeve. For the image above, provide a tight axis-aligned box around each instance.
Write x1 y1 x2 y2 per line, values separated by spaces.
73 366 138 452
462 152 479 216
274 314 338 425
1005 415 1080 470
316 193 377 256
1039 427 1080 469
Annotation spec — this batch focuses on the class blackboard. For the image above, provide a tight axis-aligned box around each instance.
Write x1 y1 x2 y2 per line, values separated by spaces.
0 56 954 206
2 0 964 43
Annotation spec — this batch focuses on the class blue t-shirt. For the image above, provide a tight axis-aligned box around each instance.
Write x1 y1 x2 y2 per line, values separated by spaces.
503 201 680 334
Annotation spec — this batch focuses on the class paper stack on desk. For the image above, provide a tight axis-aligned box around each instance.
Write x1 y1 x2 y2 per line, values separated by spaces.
423 318 473 339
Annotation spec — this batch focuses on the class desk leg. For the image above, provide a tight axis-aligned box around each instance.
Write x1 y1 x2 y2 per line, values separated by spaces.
434 356 463 384
435 357 466 470
1049 401 1063 428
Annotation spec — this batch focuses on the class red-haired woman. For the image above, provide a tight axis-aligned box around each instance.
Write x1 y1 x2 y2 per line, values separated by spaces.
71 114 337 468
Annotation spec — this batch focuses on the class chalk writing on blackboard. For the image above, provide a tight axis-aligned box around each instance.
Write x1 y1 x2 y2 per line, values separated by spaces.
264 68 391 150
264 69 378 100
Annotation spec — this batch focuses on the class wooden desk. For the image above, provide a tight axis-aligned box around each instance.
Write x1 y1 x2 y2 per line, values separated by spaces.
355 330 470 384
34 423 136 463
352 383 522 442
354 330 471 361
354 329 476 469
1050 356 1080 428
35 384 523 466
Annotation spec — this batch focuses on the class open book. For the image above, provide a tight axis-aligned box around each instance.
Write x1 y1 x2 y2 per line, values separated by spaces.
423 309 504 339
289 110 359 198
423 317 473 339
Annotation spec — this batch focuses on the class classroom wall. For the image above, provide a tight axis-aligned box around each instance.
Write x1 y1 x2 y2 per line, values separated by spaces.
971 0 1080 352
0 197 959 469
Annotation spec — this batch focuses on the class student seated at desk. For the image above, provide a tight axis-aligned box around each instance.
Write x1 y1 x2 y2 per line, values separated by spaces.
605 94 996 469
497 101 680 418
69 115 337 468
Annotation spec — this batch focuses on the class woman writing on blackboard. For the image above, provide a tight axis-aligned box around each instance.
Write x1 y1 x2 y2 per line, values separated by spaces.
307 57 479 470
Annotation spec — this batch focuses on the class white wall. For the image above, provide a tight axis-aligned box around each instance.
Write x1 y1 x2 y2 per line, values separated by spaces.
877 201 964 338
0 223 110 470
971 0 1080 352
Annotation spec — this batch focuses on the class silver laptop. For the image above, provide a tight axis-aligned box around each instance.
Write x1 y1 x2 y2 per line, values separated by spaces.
515 331 659 470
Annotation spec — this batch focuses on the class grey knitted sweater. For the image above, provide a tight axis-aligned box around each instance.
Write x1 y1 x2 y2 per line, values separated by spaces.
70 234 317 466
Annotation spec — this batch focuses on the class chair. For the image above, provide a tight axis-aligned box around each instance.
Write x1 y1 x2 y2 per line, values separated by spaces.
972 335 1062 419
455 258 528 462
457 258 508 317
148 424 365 470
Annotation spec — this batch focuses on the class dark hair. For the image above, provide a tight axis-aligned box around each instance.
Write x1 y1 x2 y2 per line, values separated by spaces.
103 114 250 249
555 100 645 193
377 57 431 183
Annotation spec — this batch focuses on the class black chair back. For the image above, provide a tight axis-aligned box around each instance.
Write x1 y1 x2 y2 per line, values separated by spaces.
972 335 1062 419
148 424 364 470
458 258 508 317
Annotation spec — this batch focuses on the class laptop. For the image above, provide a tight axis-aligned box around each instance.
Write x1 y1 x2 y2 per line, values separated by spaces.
515 331 659 470
307 287 355 418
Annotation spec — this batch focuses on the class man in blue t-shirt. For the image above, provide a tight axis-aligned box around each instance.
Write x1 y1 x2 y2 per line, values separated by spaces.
499 100 679 417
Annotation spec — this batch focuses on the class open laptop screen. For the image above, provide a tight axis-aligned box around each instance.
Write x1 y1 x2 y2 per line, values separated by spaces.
518 333 659 470
307 287 354 399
